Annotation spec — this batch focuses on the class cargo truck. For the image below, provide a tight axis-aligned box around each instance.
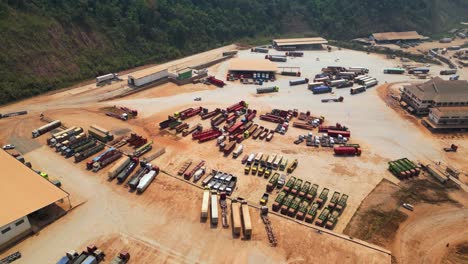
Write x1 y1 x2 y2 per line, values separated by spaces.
291 179 303 195
251 47 269 53
289 78 309 86
440 69 457 75
279 159 288 171
232 144 243 158
266 173 280 192
328 191 341 209
116 159 138 183
315 208 330 227
74 144 105 163
272 191 287 211
364 79 378 88
85 147 115 169
280 194 295 215
325 211 339 230
296 200 310 220
311 86 332 94
277 174 286 188
350 86 366 95
93 151 122 172
241 201 252 237
137 169 158 193
306 184 319 201
334 146 361 156
108 156 131 180
257 86 279 94
201 187 210 219
383 68 405 74
335 194 348 215
408 68 429 74
298 181 311 197
287 159 298 173
96 73 119 85
109 252 130 264
32 120 61 138
316 188 329 208
287 197 302 217
211 190 219 225
128 165 150 189
231 200 242 235
305 203 320 223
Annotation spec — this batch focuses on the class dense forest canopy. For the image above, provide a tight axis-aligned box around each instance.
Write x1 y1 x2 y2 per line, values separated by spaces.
0 0 467 104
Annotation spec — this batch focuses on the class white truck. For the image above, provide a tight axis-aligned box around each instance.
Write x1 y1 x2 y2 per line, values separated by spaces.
136 170 157 193
232 144 243 158
201 188 210 219
211 190 218 225
96 73 119 86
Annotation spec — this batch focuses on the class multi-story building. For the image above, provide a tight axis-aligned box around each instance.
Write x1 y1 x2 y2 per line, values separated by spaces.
423 106 468 131
401 77 468 115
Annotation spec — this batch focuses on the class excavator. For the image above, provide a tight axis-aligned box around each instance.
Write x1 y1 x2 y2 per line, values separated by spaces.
443 144 458 152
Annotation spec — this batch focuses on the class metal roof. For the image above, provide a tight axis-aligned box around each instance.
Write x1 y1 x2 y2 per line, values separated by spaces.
0 150 69 227
431 106 468 117
372 31 424 41
228 58 278 72
128 67 169 80
404 77 468 103
273 37 328 46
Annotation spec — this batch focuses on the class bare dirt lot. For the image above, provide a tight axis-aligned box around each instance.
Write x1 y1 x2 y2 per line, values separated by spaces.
1 45 467 263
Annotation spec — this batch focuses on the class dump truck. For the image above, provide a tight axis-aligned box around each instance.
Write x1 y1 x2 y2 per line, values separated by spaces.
298 181 311 197
32 120 61 138
116 159 138 183
266 173 280 192
74 143 104 163
306 184 319 201
316 188 329 208
283 176 296 192
257 86 279 94
315 208 330 227
280 194 295 215
335 194 348 215
231 200 242 235
325 211 339 230
272 191 287 211
108 156 131 180
136 169 158 193
287 159 298 173
287 197 302 217
241 201 252 237
201 187 210 220
305 203 320 223
211 190 219 225
296 200 311 220
291 179 303 195
328 191 341 209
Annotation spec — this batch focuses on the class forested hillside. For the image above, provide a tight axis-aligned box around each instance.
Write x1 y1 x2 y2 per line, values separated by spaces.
0 0 467 104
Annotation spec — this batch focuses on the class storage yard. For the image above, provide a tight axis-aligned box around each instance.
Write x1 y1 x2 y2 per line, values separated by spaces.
0 40 467 263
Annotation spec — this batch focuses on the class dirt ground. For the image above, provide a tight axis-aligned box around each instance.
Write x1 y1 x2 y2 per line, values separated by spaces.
1 45 467 263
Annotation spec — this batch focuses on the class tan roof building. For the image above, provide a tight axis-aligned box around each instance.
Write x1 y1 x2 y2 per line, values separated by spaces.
228 58 278 72
0 150 69 228
404 77 468 103
273 37 328 47
372 31 424 42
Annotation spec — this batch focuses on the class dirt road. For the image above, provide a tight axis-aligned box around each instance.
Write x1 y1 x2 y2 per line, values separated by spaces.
392 205 468 264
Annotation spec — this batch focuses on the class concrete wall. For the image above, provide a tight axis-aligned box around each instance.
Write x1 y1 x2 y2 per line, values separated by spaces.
0 216 32 249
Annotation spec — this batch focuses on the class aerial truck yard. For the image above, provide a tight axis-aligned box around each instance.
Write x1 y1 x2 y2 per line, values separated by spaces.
0 3 468 262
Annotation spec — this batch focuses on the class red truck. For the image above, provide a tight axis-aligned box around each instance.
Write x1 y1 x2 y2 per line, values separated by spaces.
245 110 257 121
184 160 205 180
319 123 348 133
181 107 202 120
327 129 351 138
228 121 244 134
201 108 220 119
207 76 226 87
334 146 361 156
224 141 236 155
260 114 284 124
199 130 222 143
193 128 219 140
227 101 246 112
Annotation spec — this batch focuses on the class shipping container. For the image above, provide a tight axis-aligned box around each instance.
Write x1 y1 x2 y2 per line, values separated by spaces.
231 200 242 235
241 202 252 237
128 69 169 87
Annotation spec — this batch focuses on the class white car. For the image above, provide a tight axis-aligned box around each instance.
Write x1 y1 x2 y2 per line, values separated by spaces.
2 144 15 150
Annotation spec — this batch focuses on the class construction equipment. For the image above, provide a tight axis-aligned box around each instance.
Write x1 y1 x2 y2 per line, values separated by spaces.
178 159 193 176
325 211 339 230
328 191 341 209
316 188 330 208
443 144 458 152
272 191 287 211
315 208 330 227
260 206 278 247
305 203 320 223
287 159 298 173
335 194 348 215
283 176 296 192
220 192 229 228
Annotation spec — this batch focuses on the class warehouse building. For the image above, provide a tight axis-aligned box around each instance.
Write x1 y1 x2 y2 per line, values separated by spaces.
272 37 328 50
401 77 468 115
423 106 468 131
128 68 169 87
228 58 278 78
0 150 69 250
371 31 424 43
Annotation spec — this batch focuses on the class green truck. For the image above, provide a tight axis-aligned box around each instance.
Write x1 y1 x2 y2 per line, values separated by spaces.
305 203 320 223
315 208 330 227
283 176 297 193
266 173 280 192
280 194 295 215
328 191 341 209
272 191 287 211
298 181 311 197
296 200 311 220
325 211 340 230
291 179 303 195
306 184 319 201
287 197 302 217
336 194 348 215
316 188 329 208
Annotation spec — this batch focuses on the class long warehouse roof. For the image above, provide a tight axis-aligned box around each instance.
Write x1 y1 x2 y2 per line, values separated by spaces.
372 31 424 41
128 66 169 80
0 150 69 227
228 58 278 72
273 37 328 46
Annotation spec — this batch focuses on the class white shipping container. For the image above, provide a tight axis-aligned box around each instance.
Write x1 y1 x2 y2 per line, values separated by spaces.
136 170 157 193
211 192 218 224
233 144 243 158
201 189 210 219
247 153 255 164
129 69 169 87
